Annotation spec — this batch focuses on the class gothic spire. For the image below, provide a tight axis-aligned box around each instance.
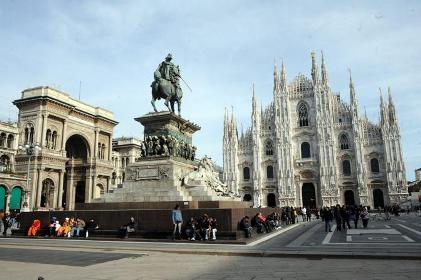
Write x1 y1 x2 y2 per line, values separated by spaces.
388 86 396 124
321 51 329 86
379 88 387 125
273 62 279 92
311 51 320 85
388 86 394 107
223 107 228 137
252 83 257 114
349 69 357 105
281 60 287 90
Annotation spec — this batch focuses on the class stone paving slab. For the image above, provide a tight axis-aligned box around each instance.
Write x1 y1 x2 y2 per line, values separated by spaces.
0 247 136 267
0 251 420 280
347 228 401 235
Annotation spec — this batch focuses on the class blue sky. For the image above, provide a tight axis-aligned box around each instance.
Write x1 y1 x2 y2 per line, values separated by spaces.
0 1 420 180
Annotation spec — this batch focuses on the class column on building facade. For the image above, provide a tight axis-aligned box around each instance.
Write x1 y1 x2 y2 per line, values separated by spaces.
106 177 111 193
92 174 97 200
40 114 48 147
85 168 93 202
5 192 11 213
60 119 67 155
108 134 112 161
57 170 64 208
66 168 74 210
94 129 99 159
52 173 58 209
36 168 42 207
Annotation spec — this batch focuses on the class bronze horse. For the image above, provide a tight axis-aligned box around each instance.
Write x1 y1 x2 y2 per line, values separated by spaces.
151 70 182 115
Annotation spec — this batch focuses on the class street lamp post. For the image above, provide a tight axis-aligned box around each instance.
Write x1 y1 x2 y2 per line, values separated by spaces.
19 143 41 212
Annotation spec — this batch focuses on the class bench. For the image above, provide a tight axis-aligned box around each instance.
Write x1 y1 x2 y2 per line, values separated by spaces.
12 227 242 240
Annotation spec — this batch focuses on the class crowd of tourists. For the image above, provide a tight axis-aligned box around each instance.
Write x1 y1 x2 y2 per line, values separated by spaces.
26 216 98 238
172 204 218 241
0 212 20 236
5 202 416 241
320 205 368 232
239 206 318 238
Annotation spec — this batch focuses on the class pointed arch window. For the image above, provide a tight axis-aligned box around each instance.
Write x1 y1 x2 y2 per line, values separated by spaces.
298 102 309 127
340 134 349 150
342 160 351 176
371 158 380 173
301 142 311 158
267 165 274 179
265 140 274 156
243 166 250 181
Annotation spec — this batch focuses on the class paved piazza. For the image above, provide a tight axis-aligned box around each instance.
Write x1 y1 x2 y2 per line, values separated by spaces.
0 214 420 279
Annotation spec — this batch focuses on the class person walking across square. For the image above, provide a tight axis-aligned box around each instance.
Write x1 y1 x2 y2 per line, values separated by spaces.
171 204 183 240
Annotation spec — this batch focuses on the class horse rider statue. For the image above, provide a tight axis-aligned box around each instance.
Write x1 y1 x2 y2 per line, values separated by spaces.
151 53 183 115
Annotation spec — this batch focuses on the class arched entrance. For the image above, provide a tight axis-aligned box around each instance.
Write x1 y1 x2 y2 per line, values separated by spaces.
267 193 276 207
302 183 316 208
41 179 54 208
10 187 22 211
344 190 355 206
65 134 90 209
373 189 384 209
243 194 252 202
0 185 6 211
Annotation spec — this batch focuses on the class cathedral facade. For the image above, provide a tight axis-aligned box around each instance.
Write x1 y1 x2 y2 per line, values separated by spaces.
223 52 407 208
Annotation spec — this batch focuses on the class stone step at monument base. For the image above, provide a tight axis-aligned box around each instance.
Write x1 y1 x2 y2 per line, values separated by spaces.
102 182 193 202
101 194 190 202
102 191 192 202
186 185 239 201
77 200 253 210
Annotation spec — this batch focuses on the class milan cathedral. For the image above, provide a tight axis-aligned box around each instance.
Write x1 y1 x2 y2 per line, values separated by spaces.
223 52 407 208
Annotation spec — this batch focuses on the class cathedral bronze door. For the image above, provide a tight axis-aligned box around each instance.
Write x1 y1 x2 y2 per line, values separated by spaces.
302 183 316 208
344 190 355 206
373 189 384 209
267 193 276 207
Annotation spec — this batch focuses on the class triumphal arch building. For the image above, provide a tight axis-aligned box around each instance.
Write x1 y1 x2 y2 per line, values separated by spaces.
13 86 117 210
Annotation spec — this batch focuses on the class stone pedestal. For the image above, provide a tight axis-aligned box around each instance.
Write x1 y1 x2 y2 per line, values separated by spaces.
101 156 195 202
135 111 200 145
97 112 240 204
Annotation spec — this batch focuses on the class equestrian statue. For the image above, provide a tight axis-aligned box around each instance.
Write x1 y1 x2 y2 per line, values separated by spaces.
151 53 187 116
